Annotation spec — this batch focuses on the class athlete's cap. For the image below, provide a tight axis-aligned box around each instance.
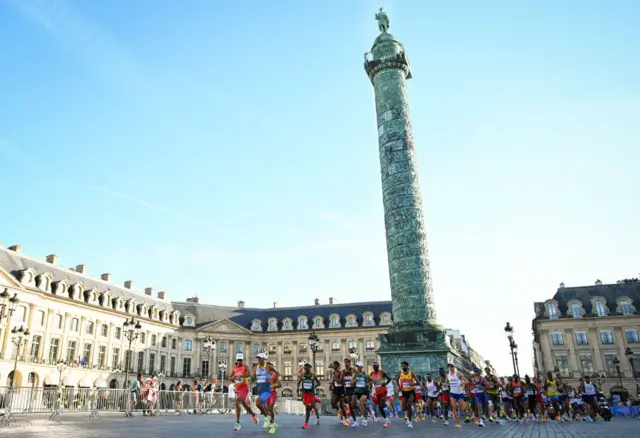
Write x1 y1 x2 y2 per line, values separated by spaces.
236 353 244 360
356 361 364 367
256 352 267 359
372 362 379 366
447 363 455 367
484 367 491 371
584 375 591 379
303 362 312 367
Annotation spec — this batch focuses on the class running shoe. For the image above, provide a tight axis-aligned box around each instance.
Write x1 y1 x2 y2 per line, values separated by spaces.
252 414 258 424
268 423 278 435
234 423 241 431
301 422 308 429
455 422 461 428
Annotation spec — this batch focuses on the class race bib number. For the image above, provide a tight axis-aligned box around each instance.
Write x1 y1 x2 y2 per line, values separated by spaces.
402 381 411 388
256 377 266 383
514 388 522 396
303 382 313 389
235 376 244 383
356 380 366 388
549 386 556 392
334 381 341 387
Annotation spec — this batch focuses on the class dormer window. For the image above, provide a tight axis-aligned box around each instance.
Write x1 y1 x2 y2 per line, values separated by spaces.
380 313 392 325
297 316 308 330
547 303 559 319
594 300 607 317
363 313 374 327
282 318 293 330
620 300 632 316
251 319 262 331
329 314 340 328
312 316 324 329
345 315 357 328
571 303 582 318
268 318 278 331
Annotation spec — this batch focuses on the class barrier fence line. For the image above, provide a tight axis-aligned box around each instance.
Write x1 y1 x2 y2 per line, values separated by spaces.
0 386 314 425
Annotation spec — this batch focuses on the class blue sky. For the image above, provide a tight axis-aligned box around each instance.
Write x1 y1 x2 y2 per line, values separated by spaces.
1 0 638 376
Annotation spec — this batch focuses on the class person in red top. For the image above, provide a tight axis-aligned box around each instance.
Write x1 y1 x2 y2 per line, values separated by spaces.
229 353 257 431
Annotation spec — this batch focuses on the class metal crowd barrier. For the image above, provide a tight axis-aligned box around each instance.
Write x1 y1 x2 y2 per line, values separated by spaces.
0 387 313 425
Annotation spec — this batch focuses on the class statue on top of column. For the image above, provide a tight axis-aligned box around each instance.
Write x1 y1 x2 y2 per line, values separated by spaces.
375 7 390 33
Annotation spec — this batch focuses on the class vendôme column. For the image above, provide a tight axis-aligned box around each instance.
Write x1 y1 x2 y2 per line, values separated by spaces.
364 9 454 374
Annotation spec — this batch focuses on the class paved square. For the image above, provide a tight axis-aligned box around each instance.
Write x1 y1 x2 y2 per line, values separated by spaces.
2 413 637 437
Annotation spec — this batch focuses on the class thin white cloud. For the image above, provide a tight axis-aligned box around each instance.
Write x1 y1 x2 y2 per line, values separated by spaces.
91 185 215 229
0 138 31 165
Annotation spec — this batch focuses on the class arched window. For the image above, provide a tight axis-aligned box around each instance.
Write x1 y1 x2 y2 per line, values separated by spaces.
312 316 324 329
594 300 606 316
380 313 392 325
71 318 79 332
282 318 293 330
547 303 559 319
620 300 632 315
54 314 62 329
363 312 375 327
329 314 340 328
86 321 94 335
346 315 357 328
268 319 278 331
297 317 308 330
571 303 582 318
251 319 262 331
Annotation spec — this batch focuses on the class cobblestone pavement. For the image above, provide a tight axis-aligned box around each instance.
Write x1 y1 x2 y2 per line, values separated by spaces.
1 413 637 437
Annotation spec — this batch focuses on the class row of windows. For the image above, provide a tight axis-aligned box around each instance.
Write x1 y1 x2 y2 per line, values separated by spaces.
250 312 392 332
21 270 180 325
547 299 633 319
553 353 640 377
550 329 639 346
184 339 378 354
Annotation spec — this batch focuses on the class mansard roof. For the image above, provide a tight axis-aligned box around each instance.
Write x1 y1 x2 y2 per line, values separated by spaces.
0 247 172 311
172 300 393 331
534 280 640 320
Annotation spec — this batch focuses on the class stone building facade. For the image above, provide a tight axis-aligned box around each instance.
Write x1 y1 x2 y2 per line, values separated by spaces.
0 244 493 397
532 279 640 396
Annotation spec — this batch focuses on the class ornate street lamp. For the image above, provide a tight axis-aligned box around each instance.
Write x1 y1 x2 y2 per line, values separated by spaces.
613 357 623 391
203 337 216 381
349 346 359 361
122 317 142 388
218 359 228 390
0 288 19 323
504 322 519 375
10 326 30 388
307 332 320 375
625 347 639 394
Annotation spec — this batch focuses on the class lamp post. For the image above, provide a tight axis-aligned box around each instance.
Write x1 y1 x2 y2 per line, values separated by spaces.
10 326 30 388
0 287 19 323
504 322 519 375
203 337 216 381
122 317 141 388
49 360 67 421
307 332 320 375
218 359 227 390
625 347 639 394
613 357 623 391
349 346 359 362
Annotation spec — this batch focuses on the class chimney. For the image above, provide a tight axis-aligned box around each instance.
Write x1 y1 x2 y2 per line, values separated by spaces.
329 297 334 305
124 280 133 289
595 279 603 285
186 296 199 303
101 273 111 282
8 245 21 253
559 282 565 288
273 302 277 308
157 291 166 300
238 300 245 308
46 254 58 264
314 298 319 306
145 287 153 296
75 264 86 274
